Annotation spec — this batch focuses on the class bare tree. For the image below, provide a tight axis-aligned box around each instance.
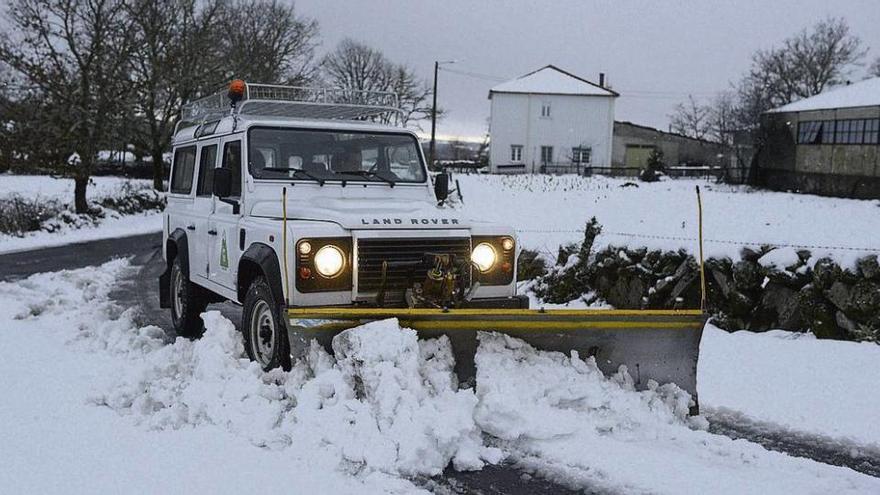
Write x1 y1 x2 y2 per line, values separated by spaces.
669 95 711 140
0 0 135 213
221 0 319 84
128 0 224 190
749 17 864 108
321 39 436 128
707 91 737 145
710 17 866 134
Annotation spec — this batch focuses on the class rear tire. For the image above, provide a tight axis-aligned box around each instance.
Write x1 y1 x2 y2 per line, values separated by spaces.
242 276 291 371
170 256 208 338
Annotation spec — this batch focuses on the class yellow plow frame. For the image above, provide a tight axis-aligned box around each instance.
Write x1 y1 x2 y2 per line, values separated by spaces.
287 307 707 414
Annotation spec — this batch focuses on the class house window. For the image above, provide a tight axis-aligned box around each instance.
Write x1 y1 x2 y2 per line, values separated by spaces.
572 147 592 164
866 119 879 144
541 102 551 118
540 146 553 164
797 121 823 144
510 145 523 162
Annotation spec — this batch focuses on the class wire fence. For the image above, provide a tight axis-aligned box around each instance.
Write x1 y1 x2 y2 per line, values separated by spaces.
515 228 880 254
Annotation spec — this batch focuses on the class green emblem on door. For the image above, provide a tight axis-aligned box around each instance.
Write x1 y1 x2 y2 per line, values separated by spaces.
220 233 229 269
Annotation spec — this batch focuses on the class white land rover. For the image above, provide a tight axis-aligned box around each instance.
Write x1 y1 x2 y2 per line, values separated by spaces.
160 81 527 370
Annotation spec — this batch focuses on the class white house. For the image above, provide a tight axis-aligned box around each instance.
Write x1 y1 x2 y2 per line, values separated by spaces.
488 65 618 173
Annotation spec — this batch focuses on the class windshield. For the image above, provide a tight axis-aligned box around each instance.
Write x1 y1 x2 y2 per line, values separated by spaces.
247 127 426 183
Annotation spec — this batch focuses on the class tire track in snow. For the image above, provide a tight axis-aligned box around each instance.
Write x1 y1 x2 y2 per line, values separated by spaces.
706 407 880 478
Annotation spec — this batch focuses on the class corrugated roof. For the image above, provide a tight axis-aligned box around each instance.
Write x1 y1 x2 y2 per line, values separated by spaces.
489 65 618 97
766 77 880 113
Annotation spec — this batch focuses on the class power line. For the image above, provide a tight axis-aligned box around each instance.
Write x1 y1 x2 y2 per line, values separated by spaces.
437 66 726 100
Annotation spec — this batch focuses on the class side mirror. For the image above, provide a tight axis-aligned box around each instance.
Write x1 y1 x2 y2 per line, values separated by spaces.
434 172 449 202
213 168 232 198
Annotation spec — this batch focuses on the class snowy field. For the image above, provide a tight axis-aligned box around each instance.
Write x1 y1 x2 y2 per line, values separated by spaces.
0 174 152 201
1 260 879 494
454 174 880 267
0 175 162 254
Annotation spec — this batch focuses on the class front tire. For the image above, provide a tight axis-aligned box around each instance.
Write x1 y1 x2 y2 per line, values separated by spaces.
242 277 291 371
170 256 208 338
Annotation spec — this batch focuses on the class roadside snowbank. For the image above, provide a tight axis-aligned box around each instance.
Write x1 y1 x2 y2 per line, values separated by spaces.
2 260 879 494
0 175 162 254
700 324 880 447
0 260 426 494
97 314 499 477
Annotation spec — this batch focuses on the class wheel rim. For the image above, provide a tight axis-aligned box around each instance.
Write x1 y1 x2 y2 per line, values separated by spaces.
250 300 275 366
172 265 185 318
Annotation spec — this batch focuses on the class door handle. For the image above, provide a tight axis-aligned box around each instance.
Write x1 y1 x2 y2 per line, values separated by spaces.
186 224 196 231
207 229 218 236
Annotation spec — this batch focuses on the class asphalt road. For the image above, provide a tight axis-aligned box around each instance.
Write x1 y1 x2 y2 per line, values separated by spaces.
0 232 589 495
0 232 162 281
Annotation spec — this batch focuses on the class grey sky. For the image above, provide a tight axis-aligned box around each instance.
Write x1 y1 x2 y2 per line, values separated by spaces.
298 0 879 140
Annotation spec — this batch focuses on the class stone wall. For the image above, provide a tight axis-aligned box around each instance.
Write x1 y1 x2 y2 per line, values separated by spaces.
527 219 880 342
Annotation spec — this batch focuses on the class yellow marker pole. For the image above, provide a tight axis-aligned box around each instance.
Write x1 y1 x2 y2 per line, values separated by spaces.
696 186 707 312
282 187 289 304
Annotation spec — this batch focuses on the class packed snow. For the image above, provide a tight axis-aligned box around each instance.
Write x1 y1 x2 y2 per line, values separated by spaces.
454 174 880 268
0 175 162 254
700 325 880 448
2 260 879 493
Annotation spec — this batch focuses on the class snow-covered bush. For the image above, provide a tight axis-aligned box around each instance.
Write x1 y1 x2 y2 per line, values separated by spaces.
0 180 164 237
0 195 63 236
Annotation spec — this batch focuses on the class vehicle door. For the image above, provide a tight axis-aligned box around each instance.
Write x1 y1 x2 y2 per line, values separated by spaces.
167 144 197 264
208 137 243 290
190 141 219 283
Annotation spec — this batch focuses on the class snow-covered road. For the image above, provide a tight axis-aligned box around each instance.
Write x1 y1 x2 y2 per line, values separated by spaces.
1 260 878 494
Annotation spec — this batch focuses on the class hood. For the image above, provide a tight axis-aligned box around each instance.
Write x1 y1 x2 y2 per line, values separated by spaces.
249 197 470 230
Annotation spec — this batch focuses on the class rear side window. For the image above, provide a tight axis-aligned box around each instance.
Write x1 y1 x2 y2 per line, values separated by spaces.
170 146 196 194
196 144 218 197
222 141 242 197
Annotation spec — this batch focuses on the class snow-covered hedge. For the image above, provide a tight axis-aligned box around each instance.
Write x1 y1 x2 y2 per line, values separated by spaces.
0 181 164 237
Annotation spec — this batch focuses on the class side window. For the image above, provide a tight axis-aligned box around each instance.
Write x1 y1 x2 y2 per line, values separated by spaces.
170 146 196 194
196 144 218 197
222 141 242 197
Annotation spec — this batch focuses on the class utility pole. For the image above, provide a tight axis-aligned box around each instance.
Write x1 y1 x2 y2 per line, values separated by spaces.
429 60 456 171
429 61 439 170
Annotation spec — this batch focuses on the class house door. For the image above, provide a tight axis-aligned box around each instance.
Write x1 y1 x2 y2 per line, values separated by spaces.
624 145 655 168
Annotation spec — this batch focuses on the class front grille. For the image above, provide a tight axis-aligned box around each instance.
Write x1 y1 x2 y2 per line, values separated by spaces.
357 237 471 295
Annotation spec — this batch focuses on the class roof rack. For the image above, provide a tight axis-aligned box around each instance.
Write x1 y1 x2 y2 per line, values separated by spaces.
179 82 402 131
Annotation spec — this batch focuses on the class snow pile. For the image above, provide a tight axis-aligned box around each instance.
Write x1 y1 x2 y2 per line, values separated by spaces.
474 332 704 442
294 321 501 475
96 313 499 477
473 332 880 494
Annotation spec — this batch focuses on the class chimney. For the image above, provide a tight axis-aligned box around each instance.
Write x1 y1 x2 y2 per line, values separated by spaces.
599 73 606 87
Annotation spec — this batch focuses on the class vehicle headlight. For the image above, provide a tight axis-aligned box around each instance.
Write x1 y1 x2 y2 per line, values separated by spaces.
314 245 345 278
471 242 497 272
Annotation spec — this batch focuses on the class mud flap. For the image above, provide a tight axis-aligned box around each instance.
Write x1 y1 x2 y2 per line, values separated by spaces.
287 308 706 415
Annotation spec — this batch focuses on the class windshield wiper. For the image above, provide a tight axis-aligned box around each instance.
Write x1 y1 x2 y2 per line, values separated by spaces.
261 167 325 186
342 170 396 187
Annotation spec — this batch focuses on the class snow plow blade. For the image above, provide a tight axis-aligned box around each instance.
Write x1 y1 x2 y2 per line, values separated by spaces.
287 308 707 414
